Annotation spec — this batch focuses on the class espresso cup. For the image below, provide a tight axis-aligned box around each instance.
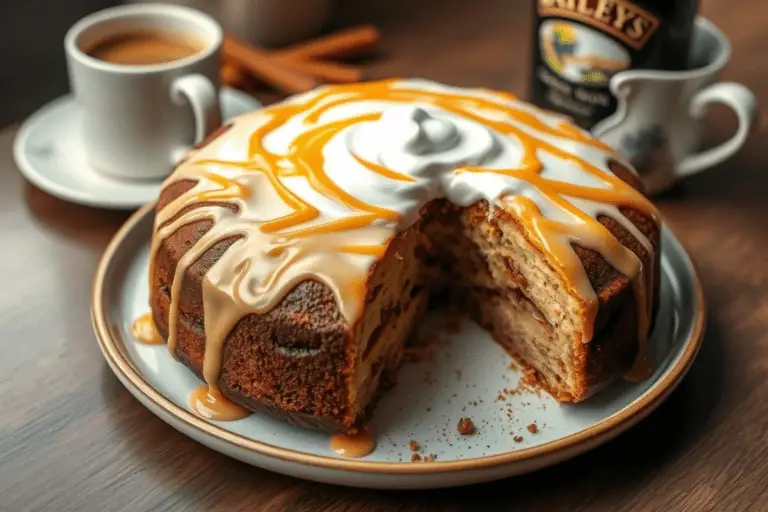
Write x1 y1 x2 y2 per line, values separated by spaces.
592 17 758 195
65 3 222 181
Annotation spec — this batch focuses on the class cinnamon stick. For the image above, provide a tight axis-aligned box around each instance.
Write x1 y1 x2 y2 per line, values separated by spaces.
220 60 249 89
277 58 363 83
222 36 318 95
274 25 380 61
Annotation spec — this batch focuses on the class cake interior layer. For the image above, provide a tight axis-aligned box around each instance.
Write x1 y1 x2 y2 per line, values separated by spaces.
350 199 638 423
352 224 430 417
153 188 648 433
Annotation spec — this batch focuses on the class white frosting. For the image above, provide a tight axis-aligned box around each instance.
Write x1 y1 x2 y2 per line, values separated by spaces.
169 78 656 321
201 79 626 234
176 79 653 294
156 78 660 399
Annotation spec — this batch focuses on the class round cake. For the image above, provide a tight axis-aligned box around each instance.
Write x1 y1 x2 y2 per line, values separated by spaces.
148 78 660 433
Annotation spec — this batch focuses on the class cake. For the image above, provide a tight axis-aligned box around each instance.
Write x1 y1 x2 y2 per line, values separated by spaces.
148 78 660 434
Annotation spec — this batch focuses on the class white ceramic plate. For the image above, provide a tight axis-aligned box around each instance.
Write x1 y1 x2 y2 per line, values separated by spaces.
13 87 260 210
92 204 705 489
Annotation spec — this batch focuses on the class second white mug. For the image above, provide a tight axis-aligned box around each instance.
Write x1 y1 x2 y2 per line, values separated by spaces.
592 17 758 195
64 3 222 181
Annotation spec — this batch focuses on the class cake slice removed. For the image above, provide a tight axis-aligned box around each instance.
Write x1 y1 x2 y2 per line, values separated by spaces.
148 78 660 434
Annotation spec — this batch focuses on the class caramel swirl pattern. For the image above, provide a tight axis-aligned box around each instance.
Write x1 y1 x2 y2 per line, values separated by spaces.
150 79 659 411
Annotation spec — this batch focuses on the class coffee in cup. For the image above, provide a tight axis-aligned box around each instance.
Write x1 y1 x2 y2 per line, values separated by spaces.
85 31 205 65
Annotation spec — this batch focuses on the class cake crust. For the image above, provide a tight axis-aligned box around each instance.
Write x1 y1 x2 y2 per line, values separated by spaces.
147 79 662 434
151 170 659 432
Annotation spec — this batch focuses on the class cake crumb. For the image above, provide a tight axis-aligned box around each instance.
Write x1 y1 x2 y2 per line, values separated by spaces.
513 435 524 443
527 423 538 434
497 393 506 401
423 454 437 462
457 417 476 435
522 367 538 386
409 440 420 452
411 453 422 462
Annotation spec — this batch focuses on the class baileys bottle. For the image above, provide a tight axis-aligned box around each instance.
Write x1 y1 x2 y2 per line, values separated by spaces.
529 0 699 130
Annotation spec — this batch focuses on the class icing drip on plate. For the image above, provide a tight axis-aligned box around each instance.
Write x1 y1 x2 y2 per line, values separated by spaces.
188 385 249 421
131 313 163 345
329 428 377 458
149 78 660 416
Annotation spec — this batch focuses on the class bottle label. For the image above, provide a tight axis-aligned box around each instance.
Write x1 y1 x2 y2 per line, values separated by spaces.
531 0 662 129
538 0 660 49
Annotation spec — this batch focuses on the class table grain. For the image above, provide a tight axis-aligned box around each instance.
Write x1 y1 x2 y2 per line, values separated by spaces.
2 0 767 510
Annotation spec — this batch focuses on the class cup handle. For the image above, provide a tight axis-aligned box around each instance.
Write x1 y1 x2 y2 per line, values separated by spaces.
676 82 758 177
170 74 221 161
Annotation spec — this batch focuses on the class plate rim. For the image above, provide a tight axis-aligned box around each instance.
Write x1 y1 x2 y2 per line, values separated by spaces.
13 95 142 210
92 201 706 475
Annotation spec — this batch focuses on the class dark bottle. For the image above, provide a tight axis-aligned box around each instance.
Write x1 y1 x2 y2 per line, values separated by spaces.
529 0 699 130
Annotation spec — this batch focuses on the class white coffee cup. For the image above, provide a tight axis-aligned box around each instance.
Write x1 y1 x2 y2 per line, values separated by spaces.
64 3 222 181
592 17 758 195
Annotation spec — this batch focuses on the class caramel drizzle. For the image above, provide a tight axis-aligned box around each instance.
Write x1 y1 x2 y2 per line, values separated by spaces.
188 384 249 421
329 428 376 458
150 80 659 410
131 313 163 345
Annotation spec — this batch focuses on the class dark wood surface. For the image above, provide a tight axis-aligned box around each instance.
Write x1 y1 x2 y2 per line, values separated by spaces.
2 0 767 510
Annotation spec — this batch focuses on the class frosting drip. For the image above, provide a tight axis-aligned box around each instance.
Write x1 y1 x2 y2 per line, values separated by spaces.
150 79 660 406
329 429 376 458
131 313 163 345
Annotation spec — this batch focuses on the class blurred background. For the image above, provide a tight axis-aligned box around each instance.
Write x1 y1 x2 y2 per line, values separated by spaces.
0 0 750 160
0 0 120 126
0 0 528 126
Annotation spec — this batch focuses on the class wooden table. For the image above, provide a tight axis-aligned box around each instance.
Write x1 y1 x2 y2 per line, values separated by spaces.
2 0 766 510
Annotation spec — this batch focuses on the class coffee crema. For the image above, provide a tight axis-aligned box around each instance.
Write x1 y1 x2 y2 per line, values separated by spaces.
85 31 204 65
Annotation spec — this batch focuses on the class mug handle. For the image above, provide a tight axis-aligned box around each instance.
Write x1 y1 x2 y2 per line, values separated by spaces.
677 82 758 177
170 74 222 160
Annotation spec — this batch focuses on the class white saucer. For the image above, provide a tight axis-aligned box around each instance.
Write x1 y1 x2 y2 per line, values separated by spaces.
92 204 706 489
13 87 261 210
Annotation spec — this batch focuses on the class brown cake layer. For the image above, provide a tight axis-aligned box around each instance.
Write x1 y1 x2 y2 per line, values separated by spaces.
150 164 660 434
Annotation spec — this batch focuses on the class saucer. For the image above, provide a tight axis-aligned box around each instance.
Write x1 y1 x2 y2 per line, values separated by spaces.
13 87 261 210
92 203 706 489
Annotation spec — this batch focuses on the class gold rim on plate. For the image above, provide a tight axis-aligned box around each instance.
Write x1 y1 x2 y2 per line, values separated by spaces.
92 202 706 475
